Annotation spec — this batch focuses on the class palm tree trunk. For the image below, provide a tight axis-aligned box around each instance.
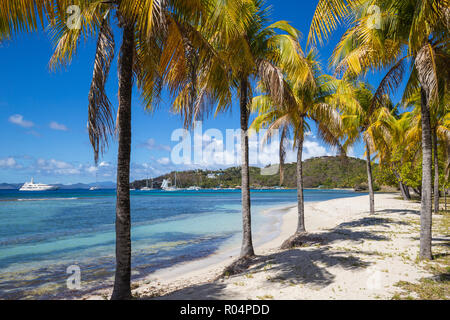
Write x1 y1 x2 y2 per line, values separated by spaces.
111 22 134 300
399 182 409 200
419 87 433 260
239 78 254 258
433 128 439 214
279 126 287 186
393 166 410 200
445 185 447 212
404 183 411 199
365 140 375 215
296 131 306 233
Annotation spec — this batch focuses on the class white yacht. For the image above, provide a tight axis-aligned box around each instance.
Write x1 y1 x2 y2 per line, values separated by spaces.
89 186 100 191
19 178 58 191
187 186 201 191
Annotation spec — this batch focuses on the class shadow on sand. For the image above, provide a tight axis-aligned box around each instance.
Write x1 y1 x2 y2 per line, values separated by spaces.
141 212 414 300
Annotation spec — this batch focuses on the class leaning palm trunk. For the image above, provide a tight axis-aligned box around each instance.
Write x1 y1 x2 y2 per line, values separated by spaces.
433 129 439 213
111 22 134 300
365 141 375 215
400 182 411 200
419 87 433 260
239 78 255 258
393 167 411 200
296 132 306 233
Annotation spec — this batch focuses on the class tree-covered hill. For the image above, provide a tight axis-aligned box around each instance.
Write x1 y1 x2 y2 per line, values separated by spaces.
131 156 374 189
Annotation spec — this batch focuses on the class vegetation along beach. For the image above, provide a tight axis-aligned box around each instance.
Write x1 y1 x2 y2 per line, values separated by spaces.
0 0 448 305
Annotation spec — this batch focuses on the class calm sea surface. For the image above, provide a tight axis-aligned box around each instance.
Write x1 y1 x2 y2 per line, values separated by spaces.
0 188 363 299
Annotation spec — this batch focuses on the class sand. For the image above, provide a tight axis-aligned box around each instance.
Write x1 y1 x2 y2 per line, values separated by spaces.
84 193 447 300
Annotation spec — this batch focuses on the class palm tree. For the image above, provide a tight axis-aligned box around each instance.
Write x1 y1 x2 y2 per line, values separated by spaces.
309 0 450 260
47 0 210 299
170 0 308 259
403 90 450 212
372 110 418 199
340 83 396 215
251 52 345 244
229 2 308 258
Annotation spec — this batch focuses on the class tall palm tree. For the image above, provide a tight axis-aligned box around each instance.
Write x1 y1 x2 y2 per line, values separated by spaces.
229 2 308 258
170 0 308 259
251 52 345 243
47 0 209 299
309 0 450 260
340 83 396 215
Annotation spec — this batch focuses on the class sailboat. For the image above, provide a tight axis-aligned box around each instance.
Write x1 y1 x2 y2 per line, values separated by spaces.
162 173 178 191
140 178 155 191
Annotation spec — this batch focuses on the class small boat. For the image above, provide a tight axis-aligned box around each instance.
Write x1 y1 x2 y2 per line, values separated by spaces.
19 178 58 191
140 178 155 191
162 173 178 191
187 186 201 191
89 186 100 191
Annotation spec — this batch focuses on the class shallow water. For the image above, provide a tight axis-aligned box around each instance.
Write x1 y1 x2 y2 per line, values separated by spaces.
0 188 363 299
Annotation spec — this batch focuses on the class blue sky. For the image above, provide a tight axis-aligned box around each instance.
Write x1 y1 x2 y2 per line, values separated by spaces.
0 1 400 184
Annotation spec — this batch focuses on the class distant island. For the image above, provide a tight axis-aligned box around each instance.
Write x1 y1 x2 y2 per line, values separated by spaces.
131 156 386 191
0 156 390 192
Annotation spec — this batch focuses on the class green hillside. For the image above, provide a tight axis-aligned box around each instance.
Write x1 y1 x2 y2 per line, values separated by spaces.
131 156 374 189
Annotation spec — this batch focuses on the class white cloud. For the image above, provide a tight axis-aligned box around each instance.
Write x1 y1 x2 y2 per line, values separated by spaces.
157 157 171 165
0 157 18 168
99 161 110 167
346 147 356 158
86 166 98 173
284 138 333 163
49 121 68 131
303 140 332 159
36 158 81 175
9 114 34 128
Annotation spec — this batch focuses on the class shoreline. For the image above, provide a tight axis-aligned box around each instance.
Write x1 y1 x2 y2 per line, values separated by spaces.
83 192 448 300
82 201 300 300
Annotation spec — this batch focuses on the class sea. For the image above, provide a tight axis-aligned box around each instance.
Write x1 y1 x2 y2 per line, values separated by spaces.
0 188 364 299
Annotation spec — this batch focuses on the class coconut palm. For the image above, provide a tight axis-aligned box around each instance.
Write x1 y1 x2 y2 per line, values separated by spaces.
372 110 418 199
46 0 213 299
309 0 450 260
340 83 397 215
170 0 309 259
251 52 345 244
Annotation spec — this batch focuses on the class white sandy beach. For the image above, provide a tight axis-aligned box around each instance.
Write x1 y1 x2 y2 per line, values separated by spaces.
84 193 449 300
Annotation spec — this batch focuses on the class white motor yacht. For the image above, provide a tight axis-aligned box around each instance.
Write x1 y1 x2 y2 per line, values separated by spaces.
19 178 58 191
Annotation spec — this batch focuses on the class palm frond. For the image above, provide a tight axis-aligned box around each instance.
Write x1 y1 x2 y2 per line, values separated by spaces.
87 16 115 164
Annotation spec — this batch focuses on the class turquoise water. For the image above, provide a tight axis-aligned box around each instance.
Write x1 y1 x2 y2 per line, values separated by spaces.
0 189 363 299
